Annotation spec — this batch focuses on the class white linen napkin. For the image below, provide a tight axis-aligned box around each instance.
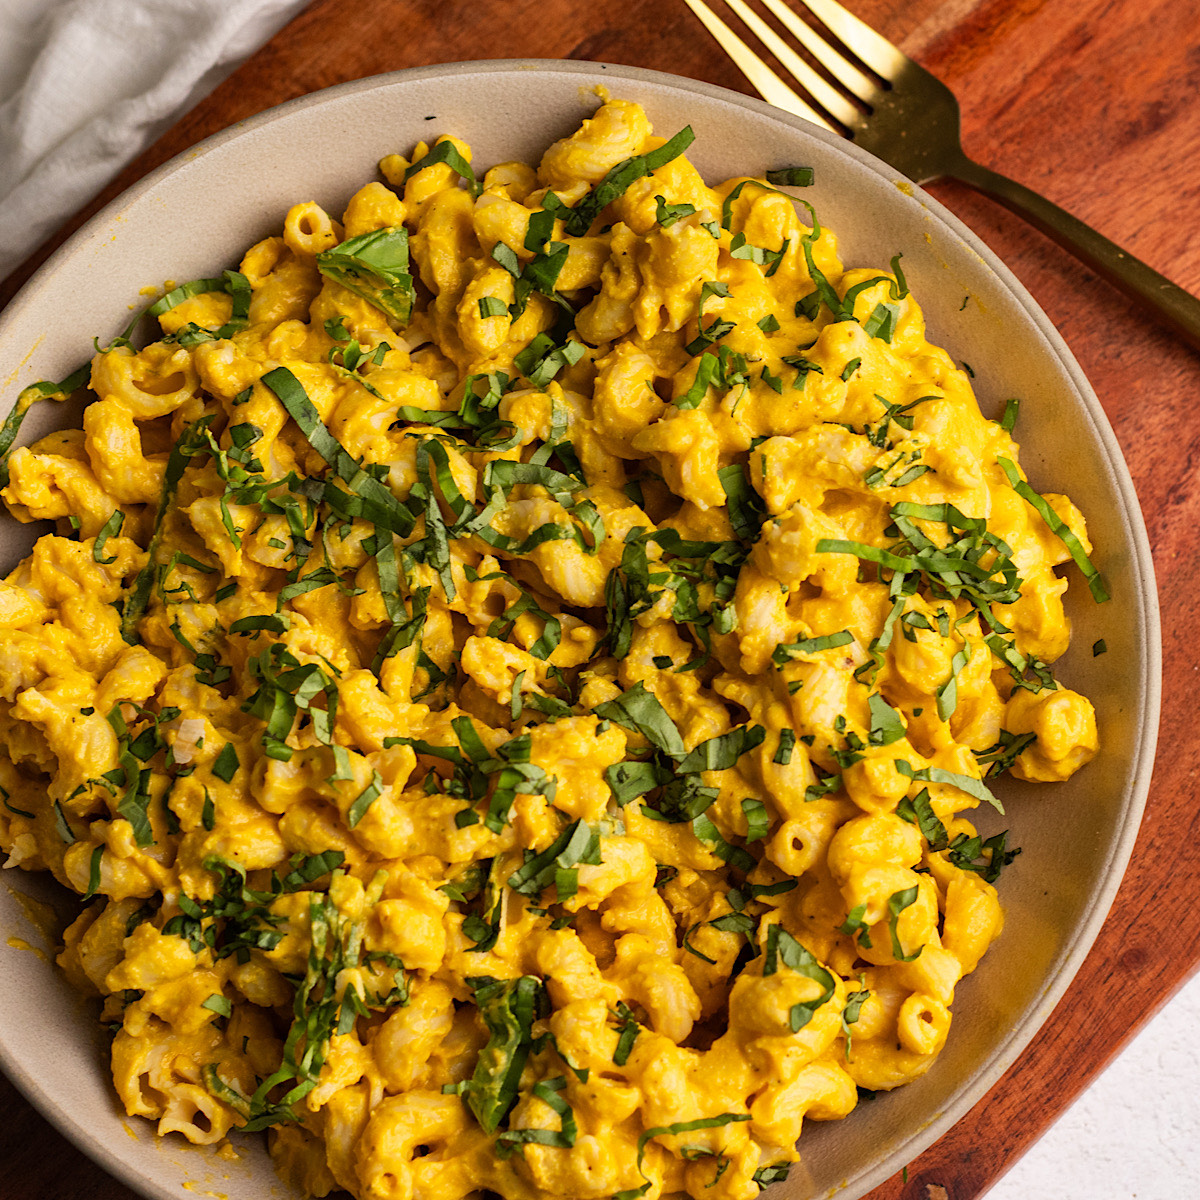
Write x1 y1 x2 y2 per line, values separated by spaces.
0 0 310 283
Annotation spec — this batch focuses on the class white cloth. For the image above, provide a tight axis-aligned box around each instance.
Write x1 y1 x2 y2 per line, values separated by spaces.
0 0 310 282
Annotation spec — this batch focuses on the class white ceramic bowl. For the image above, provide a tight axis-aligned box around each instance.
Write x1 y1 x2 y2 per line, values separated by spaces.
0 60 1160 1200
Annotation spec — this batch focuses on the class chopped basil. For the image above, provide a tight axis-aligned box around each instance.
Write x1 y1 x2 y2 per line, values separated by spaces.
838 903 868 940
277 850 345 892
817 497 1047 691
654 194 697 227
108 271 246 345
604 760 664 808
346 772 383 828
685 316 736 356
894 758 1003 815
508 819 601 901
611 1001 640 1065
710 911 755 935
562 125 695 236
239 901 409 1106
794 293 820 321
81 844 104 900
496 1075 579 1156
594 682 686 759
886 886 924 962
229 613 290 636
842 986 869 1031
212 742 240 783
718 463 766 542
997 456 1109 603
936 644 972 720
491 242 521 278
895 462 930 488
104 708 156 847
402 138 480 195
682 922 717 964
773 729 796 765
1000 397 1020 433
947 829 1020 882
762 925 836 1030
676 724 765 773
974 730 1037 777
692 811 755 872
316 228 414 325
840 977 870 1056
0 361 91 488
92 510 124 564
753 1164 792 1186
868 693 906 746
1 791 34 820
741 797 770 842
772 630 853 665
614 1113 752 1200
854 596 905 687
462 975 542 1133
202 993 233 1018
120 418 214 644
895 788 947 850
261 367 414 538
461 895 501 946
676 352 719 409
720 178 789 231
730 231 789 275
424 724 559 835
513 334 586 387
497 231 573 319
813 764 846 798
765 166 814 187
862 301 899 342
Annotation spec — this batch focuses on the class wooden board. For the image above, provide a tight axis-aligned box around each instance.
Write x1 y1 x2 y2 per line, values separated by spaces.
1 0 1196 1196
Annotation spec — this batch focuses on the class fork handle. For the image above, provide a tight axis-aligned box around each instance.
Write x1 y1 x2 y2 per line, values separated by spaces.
947 152 1200 353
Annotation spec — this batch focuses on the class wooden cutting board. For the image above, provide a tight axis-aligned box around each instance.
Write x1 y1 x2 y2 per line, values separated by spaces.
0 1 1196 1197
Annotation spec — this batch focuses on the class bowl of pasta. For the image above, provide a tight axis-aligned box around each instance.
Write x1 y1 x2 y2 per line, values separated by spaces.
0 59 1159 1200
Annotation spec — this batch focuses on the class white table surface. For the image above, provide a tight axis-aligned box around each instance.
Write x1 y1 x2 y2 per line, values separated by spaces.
985 969 1200 1197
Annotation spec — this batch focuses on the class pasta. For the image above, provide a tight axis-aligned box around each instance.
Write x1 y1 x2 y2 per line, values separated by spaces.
0 94 1103 1200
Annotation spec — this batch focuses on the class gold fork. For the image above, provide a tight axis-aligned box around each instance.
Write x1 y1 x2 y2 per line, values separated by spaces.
683 0 1200 352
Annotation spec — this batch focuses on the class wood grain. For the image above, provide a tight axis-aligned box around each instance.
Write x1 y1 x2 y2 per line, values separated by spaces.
1 0 1196 1197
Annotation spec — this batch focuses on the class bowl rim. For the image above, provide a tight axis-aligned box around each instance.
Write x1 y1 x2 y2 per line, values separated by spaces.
0 56 1162 1200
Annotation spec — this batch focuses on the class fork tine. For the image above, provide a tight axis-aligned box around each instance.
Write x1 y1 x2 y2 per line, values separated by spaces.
793 0 910 81
682 0 837 131
758 0 880 103
722 0 861 128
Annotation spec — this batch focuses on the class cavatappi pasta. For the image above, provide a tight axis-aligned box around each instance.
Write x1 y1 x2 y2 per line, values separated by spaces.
0 96 1102 1200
